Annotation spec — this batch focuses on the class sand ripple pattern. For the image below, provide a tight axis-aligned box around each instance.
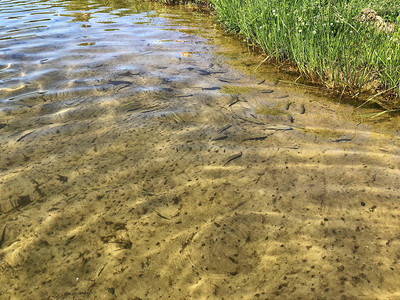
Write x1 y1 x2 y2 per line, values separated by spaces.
1 0 400 299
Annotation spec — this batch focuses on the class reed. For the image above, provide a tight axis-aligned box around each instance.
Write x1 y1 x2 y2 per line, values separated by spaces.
150 0 399 107
210 0 400 107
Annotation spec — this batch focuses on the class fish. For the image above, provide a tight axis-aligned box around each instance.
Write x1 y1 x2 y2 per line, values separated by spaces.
223 152 242 166
161 87 174 92
287 114 294 123
198 69 211 76
239 116 264 125
17 130 35 142
258 79 265 85
219 78 235 83
211 135 228 141
156 212 169 220
202 87 221 91
242 134 269 141
0 224 7 248
228 97 240 107
265 125 293 131
218 125 232 133
228 256 238 264
300 104 306 114
108 80 131 86
278 95 289 99
332 138 353 142
285 102 292 110
261 89 274 93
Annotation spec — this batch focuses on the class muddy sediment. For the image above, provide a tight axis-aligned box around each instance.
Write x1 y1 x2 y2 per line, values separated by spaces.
1 0 400 299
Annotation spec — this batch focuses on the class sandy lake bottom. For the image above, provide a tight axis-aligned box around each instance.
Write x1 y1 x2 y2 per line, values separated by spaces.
1 0 400 299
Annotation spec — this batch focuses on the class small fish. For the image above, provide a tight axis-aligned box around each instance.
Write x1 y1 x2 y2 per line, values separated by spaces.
219 78 235 83
239 117 264 125
176 94 194 98
198 69 211 76
228 97 240 107
265 125 293 131
332 138 353 143
258 79 265 85
202 87 221 91
0 224 7 248
228 256 238 264
285 102 292 110
261 89 274 93
108 80 131 86
218 125 232 133
156 212 169 220
17 131 35 142
287 114 294 123
211 135 228 141
278 95 289 99
242 134 269 141
274 79 280 86
300 104 306 114
223 152 242 166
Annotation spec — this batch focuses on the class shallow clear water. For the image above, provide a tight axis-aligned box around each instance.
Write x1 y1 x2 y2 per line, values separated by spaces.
1 0 400 299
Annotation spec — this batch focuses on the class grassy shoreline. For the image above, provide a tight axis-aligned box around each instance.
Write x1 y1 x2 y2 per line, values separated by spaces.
153 0 400 109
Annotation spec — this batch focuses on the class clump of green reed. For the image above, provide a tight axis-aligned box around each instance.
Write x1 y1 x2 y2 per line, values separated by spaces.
211 0 400 105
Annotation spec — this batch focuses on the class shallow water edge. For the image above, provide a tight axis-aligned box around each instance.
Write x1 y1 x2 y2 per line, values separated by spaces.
1 0 400 299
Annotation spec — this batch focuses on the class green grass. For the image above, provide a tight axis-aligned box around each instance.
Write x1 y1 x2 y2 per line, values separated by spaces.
210 0 400 107
150 0 400 108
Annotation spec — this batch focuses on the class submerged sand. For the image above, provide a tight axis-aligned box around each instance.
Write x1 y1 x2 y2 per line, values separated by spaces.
0 0 400 299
